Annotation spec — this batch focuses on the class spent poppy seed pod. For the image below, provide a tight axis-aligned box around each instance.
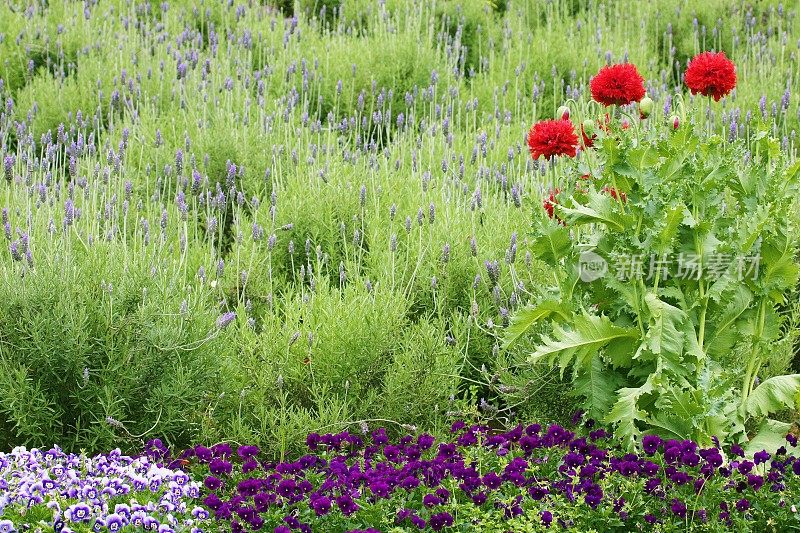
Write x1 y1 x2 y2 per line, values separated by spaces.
639 96 654 118
556 105 570 120
669 115 680 129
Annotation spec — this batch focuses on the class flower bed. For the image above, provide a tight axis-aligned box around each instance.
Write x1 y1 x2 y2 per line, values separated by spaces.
3 420 800 531
0 442 208 532
163 420 800 532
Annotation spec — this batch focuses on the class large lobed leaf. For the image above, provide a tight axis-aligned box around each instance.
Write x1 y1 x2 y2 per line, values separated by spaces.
745 375 800 418
572 354 624 420
641 293 689 377
605 378 655 450
744 419 794 456
503 300 570 349
556 190 633 232
530 225 572 266
529 314 639 373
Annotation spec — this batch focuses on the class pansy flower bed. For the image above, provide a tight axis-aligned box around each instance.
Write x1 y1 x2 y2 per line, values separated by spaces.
151 420 800 532
0 441 208 532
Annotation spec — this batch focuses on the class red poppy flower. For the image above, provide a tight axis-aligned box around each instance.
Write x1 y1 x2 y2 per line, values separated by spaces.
580 124 596 148
602 186 627 202
684 51 736 101
590 63 646 106
527 120 579 160
543 188 561 219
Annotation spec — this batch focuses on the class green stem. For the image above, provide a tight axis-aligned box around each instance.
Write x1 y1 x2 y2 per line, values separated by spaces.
634 280 646 337
741 299 768 407
697 279 707 350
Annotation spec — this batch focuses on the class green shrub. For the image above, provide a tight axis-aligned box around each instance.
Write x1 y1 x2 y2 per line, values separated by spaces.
0 249 229 453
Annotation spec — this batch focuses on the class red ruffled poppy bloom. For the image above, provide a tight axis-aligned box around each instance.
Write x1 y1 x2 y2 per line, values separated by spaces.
527 119 579 160
590 63 646 106
684 51 737 101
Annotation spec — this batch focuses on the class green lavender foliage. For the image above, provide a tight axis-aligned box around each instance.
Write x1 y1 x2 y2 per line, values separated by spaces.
0 246 232 452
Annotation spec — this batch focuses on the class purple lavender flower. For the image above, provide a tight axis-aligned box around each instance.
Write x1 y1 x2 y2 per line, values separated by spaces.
191 170 202 194
64 199 75 227
9 241 21 262
4 154 15 182
216 312 236 329
176 191 188 220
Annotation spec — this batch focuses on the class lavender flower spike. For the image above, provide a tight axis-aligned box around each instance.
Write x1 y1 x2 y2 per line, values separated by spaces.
216 312 236 329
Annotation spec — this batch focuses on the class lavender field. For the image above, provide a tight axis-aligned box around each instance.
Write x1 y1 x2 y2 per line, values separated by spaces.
1 0 800 531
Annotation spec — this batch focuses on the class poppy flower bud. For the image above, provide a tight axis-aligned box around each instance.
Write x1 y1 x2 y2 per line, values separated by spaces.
582 119 595 137
556 105 570 120
669 115 680 130
639 96 654 118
